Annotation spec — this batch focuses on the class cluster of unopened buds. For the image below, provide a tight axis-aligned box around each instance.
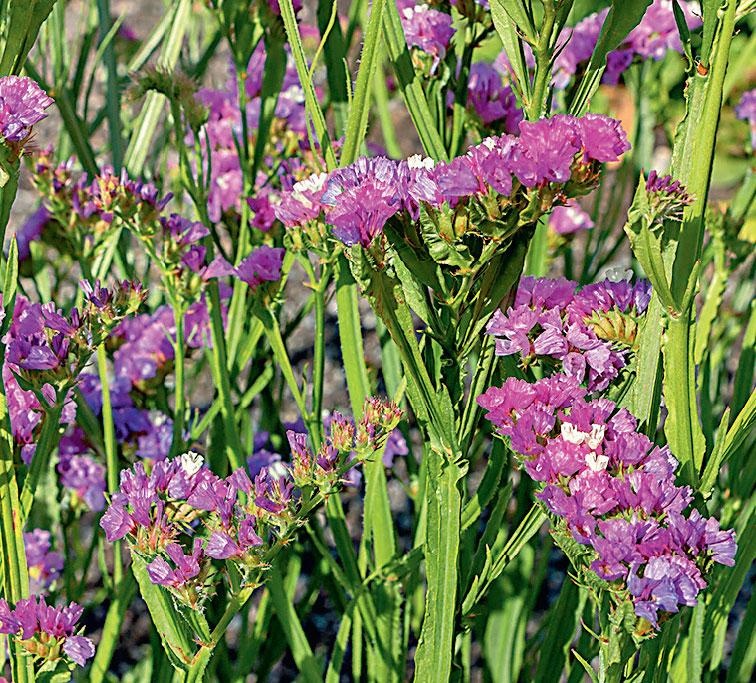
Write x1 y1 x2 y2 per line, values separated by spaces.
0 596 94 669
275 113 630 254
486 276 651 392
101 397 402 607
478 374 736 630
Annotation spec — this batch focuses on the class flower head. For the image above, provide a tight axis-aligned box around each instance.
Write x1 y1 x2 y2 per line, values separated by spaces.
0 76 53 144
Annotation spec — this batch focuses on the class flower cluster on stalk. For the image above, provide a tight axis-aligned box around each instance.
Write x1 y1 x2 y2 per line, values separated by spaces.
2 282 146 463
0 596 94 668
478 374 736 630
275 113 629 251
100 398 402 607
486 276 651 391
494 0 702 91
24 530 64 594
736 89 756 148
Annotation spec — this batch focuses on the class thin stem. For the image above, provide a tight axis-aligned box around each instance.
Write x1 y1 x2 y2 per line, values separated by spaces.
97 344 122 586
171 302 186 457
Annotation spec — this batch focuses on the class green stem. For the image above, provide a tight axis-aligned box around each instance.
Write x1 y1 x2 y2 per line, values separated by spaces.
19 397 65 522
171 303 186 457
336 255 370 417
206 282 243 470
0 399 34 683
97 344 122 586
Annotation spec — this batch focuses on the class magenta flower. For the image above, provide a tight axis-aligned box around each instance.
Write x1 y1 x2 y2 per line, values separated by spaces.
466 63 523 132
0 596 94 667
147 539 204 587
549 200 594 235
401 5 455 72
478 374 737 628
235 245 285 289
0 76 53 143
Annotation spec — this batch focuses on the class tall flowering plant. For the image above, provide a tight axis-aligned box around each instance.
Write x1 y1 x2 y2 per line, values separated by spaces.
0 0 753 682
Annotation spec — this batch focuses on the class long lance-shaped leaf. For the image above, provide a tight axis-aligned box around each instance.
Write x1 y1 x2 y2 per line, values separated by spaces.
0 0 56 75
381 0 447 160
630 1 737 473
268 568 324 683
340 0 385 165
123 0 192 176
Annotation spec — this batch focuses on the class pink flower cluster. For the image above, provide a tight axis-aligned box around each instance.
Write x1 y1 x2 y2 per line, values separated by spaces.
486 276 651 391
478 374 736 628
0 75 53 144
193 41 308 223
275 114 629 247
555 0 702 87
0 596 94 667
101 398 401 603
401 4 456 73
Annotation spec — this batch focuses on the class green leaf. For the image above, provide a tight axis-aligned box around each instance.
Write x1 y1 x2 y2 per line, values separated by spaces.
123 0 192 176
725 589 756 683
336 255 371 417
413 452 465 683
130 554 202 672
278 0 336 170
0 0 57 75
489 1 533 103
268 568 324 683
703 505 756 670
535 580 588 682
341 0 385 165
381 0 447 160
569 0 653 115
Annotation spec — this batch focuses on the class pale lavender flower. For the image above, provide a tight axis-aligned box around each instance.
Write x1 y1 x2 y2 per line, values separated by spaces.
401 5 455 72
24 530 64 594
549 200 594 235
736 89 756 147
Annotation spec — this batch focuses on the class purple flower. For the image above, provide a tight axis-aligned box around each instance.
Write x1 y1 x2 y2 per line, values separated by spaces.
401 5 455 72
478 371 737 629
0 596 94 667
549 200 594 235
467 63 523 132
736 89 756 147
0 76 53 143
24 529 64 594
147 539 204 587
235 245 284 289
57 453 106 511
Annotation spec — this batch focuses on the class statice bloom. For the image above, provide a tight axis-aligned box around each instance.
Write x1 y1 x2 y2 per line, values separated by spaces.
0 76 54 144
549 200 594 235
401 5 455 73
0 597 94 666
547 1 701 89
466 63 523 132
235 245 285 289
478 374 736 628
735 89 756 148
486 276 649 391
13 205 52 261
24 530 64 594
57 453 107 511
277 113 629 247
